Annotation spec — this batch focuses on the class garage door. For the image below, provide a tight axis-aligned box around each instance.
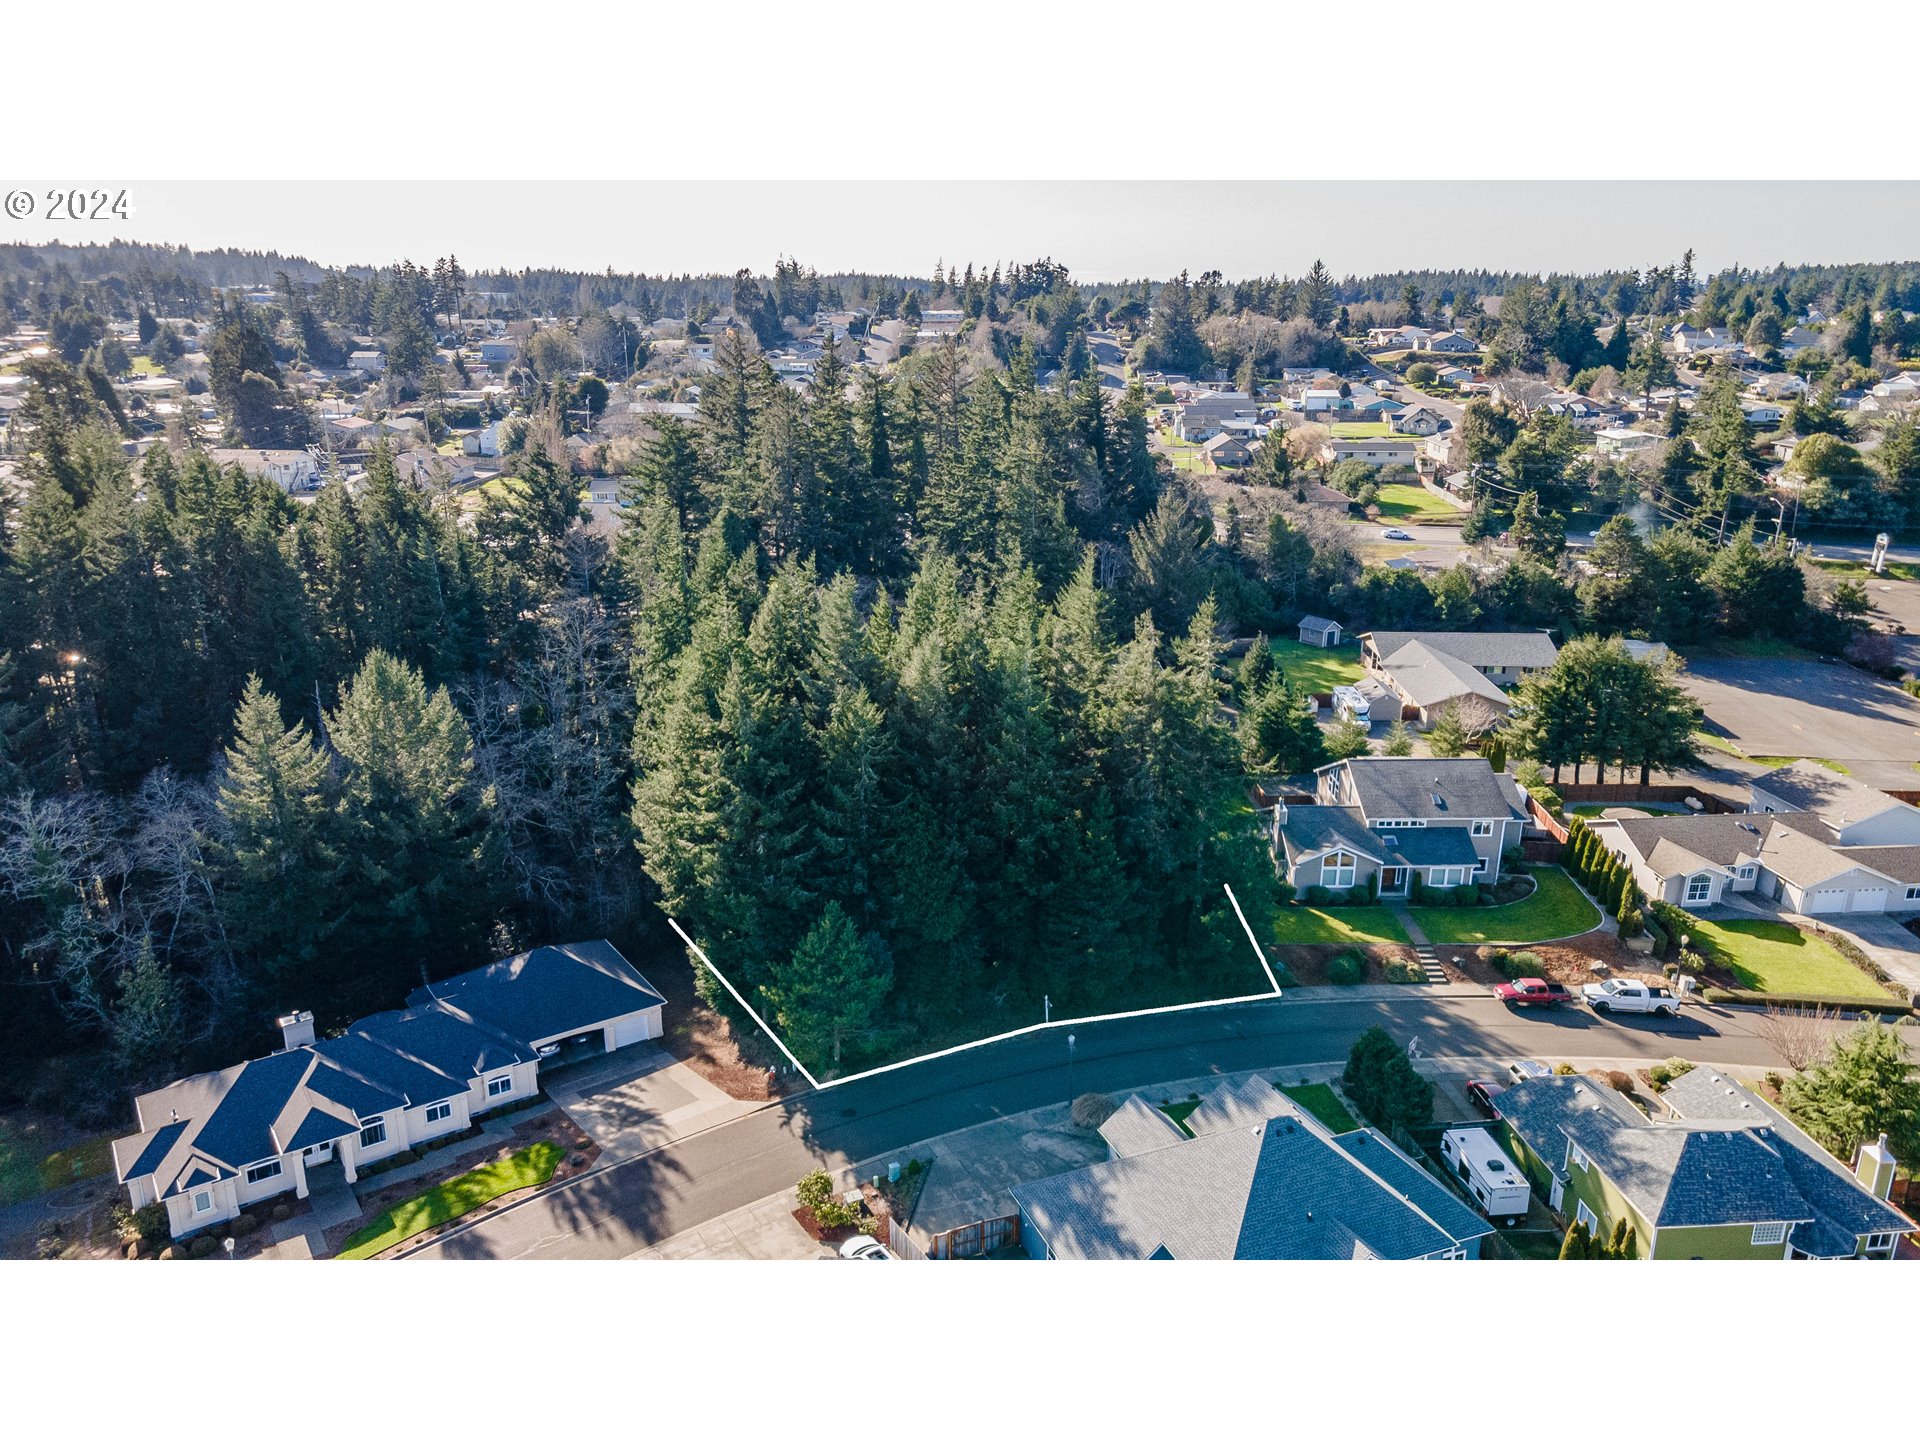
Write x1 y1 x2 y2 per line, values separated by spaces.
1805 889 1847 914
1851 889 1888 913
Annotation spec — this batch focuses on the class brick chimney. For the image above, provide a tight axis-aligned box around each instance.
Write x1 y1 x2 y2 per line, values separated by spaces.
276 1011 316 1051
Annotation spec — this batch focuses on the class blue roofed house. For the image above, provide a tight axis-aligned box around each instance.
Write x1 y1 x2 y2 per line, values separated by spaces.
112 940 664 1239
1271 756 1530 900
1010 1075 1491 1260
1492 1068 1913 1259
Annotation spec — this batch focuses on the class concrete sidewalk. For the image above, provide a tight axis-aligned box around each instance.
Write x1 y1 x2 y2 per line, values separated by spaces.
627 1190 836 1261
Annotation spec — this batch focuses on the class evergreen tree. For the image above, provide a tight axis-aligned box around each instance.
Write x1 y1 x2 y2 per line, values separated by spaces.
762 901 893 1070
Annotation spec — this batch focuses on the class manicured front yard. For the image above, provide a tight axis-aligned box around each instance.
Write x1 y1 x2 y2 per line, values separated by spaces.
1266 636 1365 694
1329 421 1397 439
1689 918 1888 1000
336 1141 565 1259
1411 867 1600 945
1270 905 1410 947
1373 482 1462 523
1281 1083 1357 1133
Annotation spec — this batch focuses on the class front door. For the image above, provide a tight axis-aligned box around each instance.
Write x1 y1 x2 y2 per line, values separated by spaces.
1380 866 1408 897
303 1141 334 1168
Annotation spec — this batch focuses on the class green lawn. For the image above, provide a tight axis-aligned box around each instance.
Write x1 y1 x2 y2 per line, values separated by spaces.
1281 1083 1357 1133
1159 1098 1201 1135
130 355 164 375
1271 905 1411 947
1811 557 1920 584
1411 866 1601 945
1329 421 1398 439
1267 636 1364 694
1374 483 1463 522
1689 918 1889 1000
337 1141 565 1260
1694 732 1848 774
0 1119 114 1205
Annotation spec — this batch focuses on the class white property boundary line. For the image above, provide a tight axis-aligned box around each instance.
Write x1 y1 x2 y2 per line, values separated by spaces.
668 883 1283 1093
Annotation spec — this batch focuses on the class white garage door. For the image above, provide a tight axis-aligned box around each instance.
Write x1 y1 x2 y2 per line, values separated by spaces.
1851 889 1888 913
1805 889 1847 914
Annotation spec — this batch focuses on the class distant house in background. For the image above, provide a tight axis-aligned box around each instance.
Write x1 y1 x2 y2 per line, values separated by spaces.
1297 615 1344 648
1390 403 1447 436
205 447 320 493
1419 330 1479 354
1011 1076 1491 1260
1596 426 1659 458
1201 432 1252 469
1320 438 1418 469
349 350 386 375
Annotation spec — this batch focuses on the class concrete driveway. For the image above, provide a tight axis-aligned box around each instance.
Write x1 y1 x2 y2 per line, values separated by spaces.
1681 658 1920 791
541 1045 762 1161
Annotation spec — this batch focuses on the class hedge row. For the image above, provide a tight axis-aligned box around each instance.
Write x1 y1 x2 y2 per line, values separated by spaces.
1700 988 1917 1017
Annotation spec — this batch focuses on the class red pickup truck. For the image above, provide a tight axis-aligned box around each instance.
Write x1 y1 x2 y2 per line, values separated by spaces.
1494 977 1577 1008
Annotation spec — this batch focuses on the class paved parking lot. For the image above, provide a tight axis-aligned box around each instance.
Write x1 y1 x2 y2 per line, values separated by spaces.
1682 658 1920 791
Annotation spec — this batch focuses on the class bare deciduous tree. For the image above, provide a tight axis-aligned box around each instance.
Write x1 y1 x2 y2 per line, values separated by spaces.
1758 1003 1838 1072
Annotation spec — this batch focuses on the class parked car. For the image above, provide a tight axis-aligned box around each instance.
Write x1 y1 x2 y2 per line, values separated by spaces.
1465 1079 1507 1118
1382 527 1413 541
1495 977 1576 1008
839 1235 893 1260
1582 978 1680 1016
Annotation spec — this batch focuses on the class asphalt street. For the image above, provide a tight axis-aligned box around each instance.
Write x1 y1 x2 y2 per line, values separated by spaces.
405 990 1855 1260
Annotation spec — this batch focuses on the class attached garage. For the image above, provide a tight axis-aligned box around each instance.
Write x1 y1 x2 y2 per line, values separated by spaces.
1850 888 1889 913
1803 889 1847 914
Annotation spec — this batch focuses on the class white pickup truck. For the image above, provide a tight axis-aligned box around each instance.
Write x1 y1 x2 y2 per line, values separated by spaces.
1581 978 1680 1017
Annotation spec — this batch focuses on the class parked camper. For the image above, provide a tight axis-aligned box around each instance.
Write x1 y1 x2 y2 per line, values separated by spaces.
1332 685 1371 726
1440 1127 1531 1222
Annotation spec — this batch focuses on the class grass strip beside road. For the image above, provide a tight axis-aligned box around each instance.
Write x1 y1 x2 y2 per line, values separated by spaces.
337 1141 565 1260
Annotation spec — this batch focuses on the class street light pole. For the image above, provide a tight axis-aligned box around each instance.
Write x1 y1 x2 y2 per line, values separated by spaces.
1067 1033 1077 1109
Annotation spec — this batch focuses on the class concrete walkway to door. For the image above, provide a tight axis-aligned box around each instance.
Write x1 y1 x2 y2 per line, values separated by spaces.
262 1164 361 1259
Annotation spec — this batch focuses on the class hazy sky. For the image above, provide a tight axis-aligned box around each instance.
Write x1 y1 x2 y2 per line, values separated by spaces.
9 180 1920 281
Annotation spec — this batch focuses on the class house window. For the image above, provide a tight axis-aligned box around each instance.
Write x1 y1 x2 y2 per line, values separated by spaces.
1471 820 1494 837
1569 1143 1590 1173
1906 887 1920 902
359 1117 387 1148
1322 851 1357 889
1576 1200 1598 1232
425 1101 453 1124
1864 1232 1897 1256
244 1160 282 1185
1685 874 1713 904
1736 866 1755 881
487 1074 514 1098
1474 857 1489 875
193 1189 214 1214
1751 1221 1788 1246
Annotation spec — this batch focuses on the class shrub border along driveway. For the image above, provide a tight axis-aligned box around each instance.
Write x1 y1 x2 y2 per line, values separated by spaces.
1410 866 1601 946
337 1140 566 1260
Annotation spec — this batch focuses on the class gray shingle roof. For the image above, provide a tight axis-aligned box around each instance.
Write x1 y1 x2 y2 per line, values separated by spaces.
1332 757 1525 824
1496 1072 1913 1243
1378 641 1513 710
1277 805 1390 866
1751 762 1908 833
1364 630 1559 670
1014 1085 1491 1260
1297 614 1341 635
1611 812 1827 876
1380 826 1481 868
1098 1095 1185 1159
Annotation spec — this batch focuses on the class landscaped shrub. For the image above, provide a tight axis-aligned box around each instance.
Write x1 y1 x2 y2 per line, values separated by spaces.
132 1203 170 1247
1327 951 1367 986
1304 885 1334 906
188 1234 218 1259
1383 956 1426 984
232 1213 260 1237
1527 783 1564 820
1493 950 1545 979
1342 1026 1434 1132
1604 1070 1635 1095
1649 900 1695 956
1701 988 1917 1016
1647 1058 1696 1091
271 1204 292 1222
1553 1062 1577 1075
796 1169 834 1213
1070 1093 1118 1129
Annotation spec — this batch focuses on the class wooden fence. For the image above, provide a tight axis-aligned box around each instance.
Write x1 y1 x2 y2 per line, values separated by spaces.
880 1214 928 1261
928 1214 1021 1259
1553 782 1739 813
